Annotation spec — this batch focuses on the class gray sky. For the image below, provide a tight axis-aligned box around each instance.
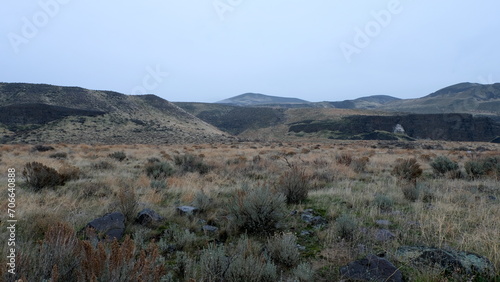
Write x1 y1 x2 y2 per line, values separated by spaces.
1 1 499 102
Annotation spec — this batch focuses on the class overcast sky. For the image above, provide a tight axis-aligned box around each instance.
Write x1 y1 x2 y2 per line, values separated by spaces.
1 1 499 102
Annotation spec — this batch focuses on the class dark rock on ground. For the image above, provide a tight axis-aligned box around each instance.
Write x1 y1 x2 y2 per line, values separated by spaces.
177 205 199 215
375 220 391 227
136 208 164 226
85 212 125 240
340 254 402 282
396 246 496 279
300 209 327 227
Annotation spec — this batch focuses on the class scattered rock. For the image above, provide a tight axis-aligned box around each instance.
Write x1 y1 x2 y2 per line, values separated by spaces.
136 208 164 226
396 246 496 279
300 230 312 236
375 220 391 227
300 210 327 227
296 244 306 251
177 206 199 215
374 229 396 242
85 212 125 240
202 225 218 233
340 254 402 282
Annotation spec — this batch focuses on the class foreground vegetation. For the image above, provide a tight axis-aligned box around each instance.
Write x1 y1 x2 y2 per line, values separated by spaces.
0 140 499 281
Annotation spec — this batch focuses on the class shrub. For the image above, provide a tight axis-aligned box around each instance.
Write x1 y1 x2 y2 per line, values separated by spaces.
117 187 138 223
108 151 127 162
92 160 114 170
49 152 68 159
191 190 212 212
174 154 210 174
402 184 420 202
58 164 81 182
350 156 370 173
145 161 174 180
23 162 65 191
292 263 314 282
32 145 55 152
334 213 358 241
266 233 300 268
430 156 459 176
373 194 394 212
150 179 167 190
391 158 422 183
278 166 310 204
465 157 500 179
336 153 353 166
229 186 286 235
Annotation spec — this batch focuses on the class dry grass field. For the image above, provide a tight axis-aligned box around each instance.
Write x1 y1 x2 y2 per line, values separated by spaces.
0 140 499 281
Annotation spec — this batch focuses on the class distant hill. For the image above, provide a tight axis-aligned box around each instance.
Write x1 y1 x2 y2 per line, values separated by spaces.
327 95 401 109
380 83 500 115
0 83 230 144
217 93 309 106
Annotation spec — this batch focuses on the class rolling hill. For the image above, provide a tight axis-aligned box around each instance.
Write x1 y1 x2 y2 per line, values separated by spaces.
0 83 231 144
380 83 500 116
216 93 309 106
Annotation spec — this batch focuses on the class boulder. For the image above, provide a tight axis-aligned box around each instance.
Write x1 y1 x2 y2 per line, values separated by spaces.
136 208 164 226
396 246 496 279
176 206 199 215
86 212 125 240
202 225 218 233
340 254 402 282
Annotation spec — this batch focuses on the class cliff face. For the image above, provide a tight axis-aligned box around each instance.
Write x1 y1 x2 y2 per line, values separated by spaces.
289 114 500 142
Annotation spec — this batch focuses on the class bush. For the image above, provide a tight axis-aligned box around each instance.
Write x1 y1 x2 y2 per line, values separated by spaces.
465 157 500 179
350 156 370 173
292 263 314 282
58 164 81 182
336 153 353 166
49 152 68 159
334 213 358 241
174 154 210 174
191 190 212 212
229 186 286 235
150 180 167 190
430 156 459 176
278 166 310 204
108 151 127 162
373 194 394 212
391 158 422 183
145 161 174 180
92 160 114 170
32 145 55 152
23 162 65 191
266 233 300 268
117 187 138 223
401 183 420 202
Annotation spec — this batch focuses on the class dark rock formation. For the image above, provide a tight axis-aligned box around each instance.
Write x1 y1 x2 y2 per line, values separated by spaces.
396 246 496 279
85 212 125 240
136 208 164 226
340 254 403 282
177 206 199 215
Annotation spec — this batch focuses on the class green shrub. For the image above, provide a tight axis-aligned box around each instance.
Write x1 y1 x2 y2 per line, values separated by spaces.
465 157 500 179
373 194 394 212
391 158 422 183
145 161 174 180
334 213 358 241
150 180 167 190
49 152 68 159
292 262 314 282
22 162 65 191
229 186 286 235
401 183 420 202
108 151 127 162
278 166 310 204
430 156 459 176
174 154 210 174
92 160 114 170
266 233 300 268
192 190 212 212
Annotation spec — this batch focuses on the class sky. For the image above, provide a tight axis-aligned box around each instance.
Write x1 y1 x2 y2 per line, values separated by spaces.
1 1 499 103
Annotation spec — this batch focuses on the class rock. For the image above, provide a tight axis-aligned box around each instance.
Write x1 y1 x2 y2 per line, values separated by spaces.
375 220 391 227
86 212 125 240
396 246 496 279
300 230 312 236
136 208 164 226
296 244 306 251
177 206 199 215
374 229 396 242
300 210 327 226
491 136 500 143
202 225 218 233
340 254 402 282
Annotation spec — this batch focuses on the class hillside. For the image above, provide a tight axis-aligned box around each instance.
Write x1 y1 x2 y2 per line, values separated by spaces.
327 95 401 109
0 83 231 144
216 93 309 106
380 83 500 115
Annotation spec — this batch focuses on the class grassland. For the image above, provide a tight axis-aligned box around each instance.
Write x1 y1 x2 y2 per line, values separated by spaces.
0 140 499 281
